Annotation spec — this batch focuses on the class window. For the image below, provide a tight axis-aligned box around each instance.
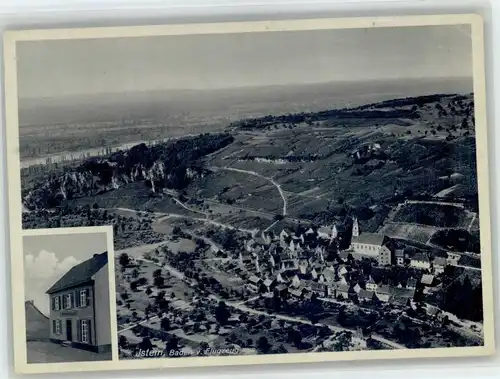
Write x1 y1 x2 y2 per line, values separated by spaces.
54 296 60 311
79 290 87 308
80 320 89 343
55 320 61 335
64 293 73 309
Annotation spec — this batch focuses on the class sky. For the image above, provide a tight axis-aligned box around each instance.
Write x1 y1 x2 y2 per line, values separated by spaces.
16 24 473 99
23 232 108 316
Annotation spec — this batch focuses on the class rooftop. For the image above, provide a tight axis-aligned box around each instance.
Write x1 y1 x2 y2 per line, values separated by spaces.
412 253 430 262
351 233 385 246
46 252 108 294
421 274 435 285
434 257 448 266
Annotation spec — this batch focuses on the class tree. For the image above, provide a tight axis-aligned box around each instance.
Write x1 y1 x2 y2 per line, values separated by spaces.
287 329 303 348
131 268 140 279
119 253 130 267
215 301 231 325
165 335 179 355
118 335 128 349
154 276 165 288
161 317 170 331
256 336 271 354
153 269 163 278
138 337 153 351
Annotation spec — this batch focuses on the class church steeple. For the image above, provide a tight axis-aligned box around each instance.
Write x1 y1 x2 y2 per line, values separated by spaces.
352 217 359 238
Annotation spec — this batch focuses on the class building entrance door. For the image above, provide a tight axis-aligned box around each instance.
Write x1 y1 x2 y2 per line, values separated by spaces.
66 319 72 341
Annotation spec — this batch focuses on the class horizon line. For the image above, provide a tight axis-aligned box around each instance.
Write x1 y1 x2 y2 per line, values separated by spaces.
18 76 473 102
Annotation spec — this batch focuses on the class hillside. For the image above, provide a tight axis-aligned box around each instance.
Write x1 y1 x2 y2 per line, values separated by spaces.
22 93 478 236
25 300 49 342
23 133 234 210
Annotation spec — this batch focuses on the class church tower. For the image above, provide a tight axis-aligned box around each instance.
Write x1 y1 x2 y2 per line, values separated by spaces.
352 217 359 238
329 224 338 245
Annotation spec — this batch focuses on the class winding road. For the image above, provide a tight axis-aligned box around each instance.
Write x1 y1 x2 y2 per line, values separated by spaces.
210 166 287 216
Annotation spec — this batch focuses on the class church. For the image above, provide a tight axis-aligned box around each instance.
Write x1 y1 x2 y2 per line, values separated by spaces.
349 218 388 260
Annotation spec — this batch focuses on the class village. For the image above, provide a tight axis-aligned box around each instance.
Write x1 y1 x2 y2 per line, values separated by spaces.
114 197 484 359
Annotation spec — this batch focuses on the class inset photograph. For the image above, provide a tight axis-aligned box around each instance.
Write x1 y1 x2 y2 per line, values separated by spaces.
23 227 114 363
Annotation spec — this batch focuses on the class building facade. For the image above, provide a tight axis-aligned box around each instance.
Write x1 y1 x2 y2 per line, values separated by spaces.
46 252 111 353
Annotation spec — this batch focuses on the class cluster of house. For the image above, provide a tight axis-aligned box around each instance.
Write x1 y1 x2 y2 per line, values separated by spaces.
244 267 427 307
222 219 450 307
350 219 449 273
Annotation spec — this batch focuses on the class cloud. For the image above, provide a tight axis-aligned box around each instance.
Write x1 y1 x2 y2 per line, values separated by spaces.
24 250 82 315
25 249 81 282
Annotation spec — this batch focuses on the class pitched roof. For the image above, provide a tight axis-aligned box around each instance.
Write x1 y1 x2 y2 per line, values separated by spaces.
275 284 288 292
263 278 275 287
351 233 385 246
376 285 391 295
321 267 336 281
434 257 447 266
412 253 430 262
406 278 417 288
358 289 375 300
390 287 415 299
46 252 108 294
248 275 261 284
290 289 303 297
330 282 350 293
421 274 435 285
308 282 325 293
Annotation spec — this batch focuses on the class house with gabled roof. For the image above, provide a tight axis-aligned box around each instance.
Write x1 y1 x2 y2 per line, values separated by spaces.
375 285 392 302
320 267 337 284
247 275 262 292
395 249 406 266
433 257 448 274
46 252 111 353
366 276 378 292
410 253 431 270
280 259 299 272
327 282 350 299
358 289 376 302
421 274 435 286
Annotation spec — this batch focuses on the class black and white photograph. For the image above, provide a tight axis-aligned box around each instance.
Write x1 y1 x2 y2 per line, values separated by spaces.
4 15 494 373
23 227 114 364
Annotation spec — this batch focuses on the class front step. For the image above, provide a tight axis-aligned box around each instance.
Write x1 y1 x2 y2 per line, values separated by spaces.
61 340 72 347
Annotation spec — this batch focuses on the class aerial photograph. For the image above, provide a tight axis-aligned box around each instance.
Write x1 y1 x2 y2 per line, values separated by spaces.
17 24 484 359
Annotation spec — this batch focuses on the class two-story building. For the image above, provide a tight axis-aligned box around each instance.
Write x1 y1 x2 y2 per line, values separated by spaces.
46 252 111 353
410 253 431 270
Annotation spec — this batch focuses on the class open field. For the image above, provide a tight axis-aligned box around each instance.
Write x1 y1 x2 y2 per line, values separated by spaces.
378 223 438 244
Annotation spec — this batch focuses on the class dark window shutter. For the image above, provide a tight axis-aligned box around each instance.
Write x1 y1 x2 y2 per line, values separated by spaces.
52 320 56 333
51 297 55 310
77 320 81 342
88 321 92 345
86 289 90 306
75 291 79 307
58 295 62 310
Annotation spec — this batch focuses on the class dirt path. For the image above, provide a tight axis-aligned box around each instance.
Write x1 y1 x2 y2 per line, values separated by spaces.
211 166 287 216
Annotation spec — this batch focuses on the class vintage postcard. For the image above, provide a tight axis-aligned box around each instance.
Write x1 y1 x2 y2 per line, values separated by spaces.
3 14 495 374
